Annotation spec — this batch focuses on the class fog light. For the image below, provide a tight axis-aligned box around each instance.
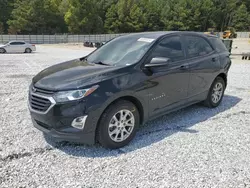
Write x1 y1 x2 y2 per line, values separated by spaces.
71 116 88 130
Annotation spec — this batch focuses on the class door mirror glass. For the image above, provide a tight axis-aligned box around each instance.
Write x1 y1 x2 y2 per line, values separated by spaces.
145 57 171 68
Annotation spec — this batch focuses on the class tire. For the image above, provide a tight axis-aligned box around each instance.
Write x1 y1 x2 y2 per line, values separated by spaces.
25 48 32 53
204 77 225 108
0 48 6 53
97 100 140 149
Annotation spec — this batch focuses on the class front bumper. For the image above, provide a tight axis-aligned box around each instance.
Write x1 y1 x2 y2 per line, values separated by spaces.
32 117 95 144
29 95 101 145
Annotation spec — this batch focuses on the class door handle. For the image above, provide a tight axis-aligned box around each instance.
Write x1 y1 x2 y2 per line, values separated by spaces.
179 65 189 70
212 57 217 62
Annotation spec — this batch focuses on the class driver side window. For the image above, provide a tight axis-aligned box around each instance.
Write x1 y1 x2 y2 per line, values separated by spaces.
150 36 184 62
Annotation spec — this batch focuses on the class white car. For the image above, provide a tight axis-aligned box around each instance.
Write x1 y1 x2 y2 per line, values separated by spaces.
0 41 36 53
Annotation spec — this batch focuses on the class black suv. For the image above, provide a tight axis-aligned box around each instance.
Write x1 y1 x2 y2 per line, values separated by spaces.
29 32 231 149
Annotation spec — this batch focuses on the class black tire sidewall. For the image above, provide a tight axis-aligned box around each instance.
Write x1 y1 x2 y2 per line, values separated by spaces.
207 77 225 107
25 48 31 53
97 101 140 149
0 48 6 53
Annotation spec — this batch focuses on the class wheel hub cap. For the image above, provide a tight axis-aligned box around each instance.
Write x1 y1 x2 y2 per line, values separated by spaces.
211 82 223 103
108 109 135 143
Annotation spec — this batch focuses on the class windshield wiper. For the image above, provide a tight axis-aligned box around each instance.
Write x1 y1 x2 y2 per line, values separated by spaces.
93 61 111 66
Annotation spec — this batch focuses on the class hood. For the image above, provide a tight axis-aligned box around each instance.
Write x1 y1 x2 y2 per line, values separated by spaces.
0 44 6 48
33 59 121 91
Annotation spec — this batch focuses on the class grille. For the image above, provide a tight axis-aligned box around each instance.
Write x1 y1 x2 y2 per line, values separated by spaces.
30 94 52 112
33 87 55 95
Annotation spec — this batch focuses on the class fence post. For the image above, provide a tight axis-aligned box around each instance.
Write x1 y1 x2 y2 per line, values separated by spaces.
1 34 3 44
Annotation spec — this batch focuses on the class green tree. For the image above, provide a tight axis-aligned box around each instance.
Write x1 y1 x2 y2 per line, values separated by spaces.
65 0 104 34
139 0 164 31
232 3 250 30
0 0 14 33
8 0 67 34
105 0 144 33
2 0 250 34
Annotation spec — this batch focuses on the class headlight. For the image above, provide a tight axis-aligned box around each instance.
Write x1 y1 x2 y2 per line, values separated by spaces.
53 85 99 102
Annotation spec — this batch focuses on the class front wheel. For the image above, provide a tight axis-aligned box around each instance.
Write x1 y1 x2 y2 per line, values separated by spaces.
204 77 225 108
0 48 6 53
97 100 140 149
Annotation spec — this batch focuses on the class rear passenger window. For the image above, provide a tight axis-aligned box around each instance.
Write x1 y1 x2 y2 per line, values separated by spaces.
10 42 25 45
151 36 184 62
186 36 213 58
209 38 228 52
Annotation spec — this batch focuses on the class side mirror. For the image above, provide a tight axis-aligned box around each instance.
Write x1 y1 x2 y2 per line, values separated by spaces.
145 57 170 68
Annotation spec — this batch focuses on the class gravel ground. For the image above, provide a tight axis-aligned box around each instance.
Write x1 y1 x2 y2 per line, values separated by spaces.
0 45 250 188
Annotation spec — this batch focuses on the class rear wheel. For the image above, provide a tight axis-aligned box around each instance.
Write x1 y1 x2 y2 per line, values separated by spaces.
25 48 32 53
204 77 225 108
0 48 6 53
97 100 140 149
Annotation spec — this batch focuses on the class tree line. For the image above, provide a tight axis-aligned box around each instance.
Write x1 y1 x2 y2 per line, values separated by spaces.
0 0 250 34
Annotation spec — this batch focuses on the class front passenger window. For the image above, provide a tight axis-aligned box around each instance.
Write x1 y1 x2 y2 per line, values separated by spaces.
150 36 184 62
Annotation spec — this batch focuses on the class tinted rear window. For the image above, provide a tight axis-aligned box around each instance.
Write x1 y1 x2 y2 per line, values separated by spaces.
209 38 228 52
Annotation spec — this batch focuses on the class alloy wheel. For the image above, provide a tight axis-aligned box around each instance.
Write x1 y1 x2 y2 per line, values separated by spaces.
211 82 223 103
108 109 135 143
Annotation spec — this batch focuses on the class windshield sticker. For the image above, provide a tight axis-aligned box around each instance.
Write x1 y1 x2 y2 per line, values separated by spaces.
137 38 155 43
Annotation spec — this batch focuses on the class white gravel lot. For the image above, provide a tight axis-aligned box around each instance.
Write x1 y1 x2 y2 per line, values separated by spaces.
0 45 250 188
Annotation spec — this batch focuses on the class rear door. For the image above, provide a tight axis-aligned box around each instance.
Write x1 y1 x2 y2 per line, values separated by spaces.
18 42 26 52
183 35 220 100
145 35 190 118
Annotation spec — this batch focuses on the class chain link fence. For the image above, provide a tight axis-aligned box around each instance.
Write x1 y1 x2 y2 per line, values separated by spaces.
0 32 249 44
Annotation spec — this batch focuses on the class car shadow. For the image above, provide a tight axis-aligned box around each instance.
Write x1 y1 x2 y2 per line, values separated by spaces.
44 94 241 158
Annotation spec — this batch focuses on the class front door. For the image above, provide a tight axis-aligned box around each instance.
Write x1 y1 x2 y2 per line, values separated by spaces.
145 35 190 118
7 42 20 52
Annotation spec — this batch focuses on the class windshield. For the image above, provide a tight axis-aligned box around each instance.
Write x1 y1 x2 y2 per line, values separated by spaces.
87 35 155 66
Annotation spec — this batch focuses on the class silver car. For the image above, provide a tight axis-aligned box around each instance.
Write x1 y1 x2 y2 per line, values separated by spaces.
0 41 36 53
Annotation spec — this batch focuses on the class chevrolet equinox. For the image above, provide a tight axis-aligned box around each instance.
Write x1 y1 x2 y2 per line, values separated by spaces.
29 32 231 149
